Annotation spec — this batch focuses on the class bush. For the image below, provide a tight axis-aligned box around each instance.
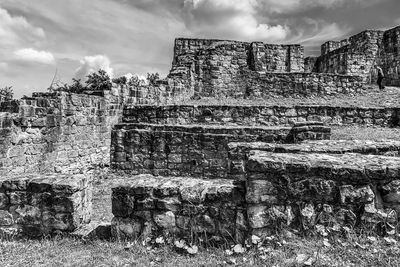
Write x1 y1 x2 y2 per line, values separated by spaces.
86 69 112 91
147 72 160 86
112 76 127 85
0 86 13 100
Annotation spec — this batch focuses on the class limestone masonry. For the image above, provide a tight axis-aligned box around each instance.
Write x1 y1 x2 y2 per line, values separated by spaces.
0 174 92 238
1 24 400 240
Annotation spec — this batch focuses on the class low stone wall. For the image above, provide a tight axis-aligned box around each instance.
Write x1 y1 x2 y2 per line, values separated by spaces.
246 151 400 236
111 175 246 243
110 123 330 179
228 140 400 180
123 105 398 127
0 174 92 238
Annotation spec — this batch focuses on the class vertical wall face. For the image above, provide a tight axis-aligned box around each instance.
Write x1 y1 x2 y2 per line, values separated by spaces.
379 26 400 86
249 43 304 72
171 38 250 98
0 91 125 175
317 30 384 81
171 38 307 98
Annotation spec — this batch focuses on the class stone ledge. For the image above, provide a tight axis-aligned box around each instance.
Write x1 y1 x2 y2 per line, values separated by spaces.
111 175 246 243
245 151 400 236
230 140 400 158
0 174 92 238
247 151 400 182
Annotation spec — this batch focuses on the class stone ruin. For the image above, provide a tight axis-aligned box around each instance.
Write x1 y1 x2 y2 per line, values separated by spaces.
1 25 400 243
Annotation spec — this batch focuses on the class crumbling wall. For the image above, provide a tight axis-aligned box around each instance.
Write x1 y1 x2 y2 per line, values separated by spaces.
246 151 400 237
171 38 250 98
317 30 383 80
0 174 92 238
377 26 400 86
0 91 124 175
249 43 304 72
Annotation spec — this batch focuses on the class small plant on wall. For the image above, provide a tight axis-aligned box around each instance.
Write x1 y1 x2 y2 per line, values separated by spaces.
86 69 112 91
0 86 13 100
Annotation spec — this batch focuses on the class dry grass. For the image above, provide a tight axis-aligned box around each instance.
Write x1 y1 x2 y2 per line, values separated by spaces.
1 234 400 266
331 126 400 141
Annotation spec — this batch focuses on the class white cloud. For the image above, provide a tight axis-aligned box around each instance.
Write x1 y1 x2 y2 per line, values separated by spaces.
0 7 45 47
182 0 289 41
14 48 55 64
75 55 114 80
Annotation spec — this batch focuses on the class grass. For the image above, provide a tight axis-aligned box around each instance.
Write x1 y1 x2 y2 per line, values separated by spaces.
186 86 400 108
1 234 400 266
331 126 400 141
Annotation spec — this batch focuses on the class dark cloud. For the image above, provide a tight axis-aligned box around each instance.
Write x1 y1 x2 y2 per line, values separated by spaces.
0 0 399 97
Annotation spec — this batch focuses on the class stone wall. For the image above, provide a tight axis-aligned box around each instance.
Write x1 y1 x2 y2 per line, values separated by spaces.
246 151 400 236
0 174 92 238
228 140 400 180
242 71 365 97
249 43 304 72
378 26 400 86
0 91 125 175
110 122 330 179
171 38 250 98
111 175 246 243
317 30 383 81
123 105 398 127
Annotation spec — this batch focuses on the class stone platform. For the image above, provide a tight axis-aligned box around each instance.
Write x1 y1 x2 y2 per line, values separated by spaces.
0 174 92 238
111 175 246 243
246 151 400 236
228 140 400 179
111 122 330 179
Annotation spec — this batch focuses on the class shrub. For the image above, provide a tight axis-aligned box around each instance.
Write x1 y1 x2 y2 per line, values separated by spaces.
147 72 160 86
112 76 127 85
0 86 13 100
86 69 112 91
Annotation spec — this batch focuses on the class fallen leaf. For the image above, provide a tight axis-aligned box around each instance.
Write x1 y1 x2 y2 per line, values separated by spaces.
174 240 186 249
295 254 308 263
233 244 246 254
304 257 315 266
323 239 331 247
384 237 397 245
225 249 234 256
155 236 165 244
186 245 198 255
251 235 261 245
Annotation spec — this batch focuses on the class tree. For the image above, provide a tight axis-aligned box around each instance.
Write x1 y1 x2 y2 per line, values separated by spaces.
86 69 112 91
0 86 13 100
147 72 160 86
112 76 127 85
68 78 85 93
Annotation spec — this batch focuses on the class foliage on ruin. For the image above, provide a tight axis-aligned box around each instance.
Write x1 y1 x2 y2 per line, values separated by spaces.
0 86 14 100
147 72 160 86
86 69 112 91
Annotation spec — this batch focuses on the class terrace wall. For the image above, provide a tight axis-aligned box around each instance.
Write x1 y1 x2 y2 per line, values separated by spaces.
123 105 398 127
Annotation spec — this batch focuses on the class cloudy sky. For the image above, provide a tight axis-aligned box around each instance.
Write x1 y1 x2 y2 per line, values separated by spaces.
0 0 399 97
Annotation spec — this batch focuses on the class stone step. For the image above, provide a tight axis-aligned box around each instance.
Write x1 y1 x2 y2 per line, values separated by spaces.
110 174 246 244
0 174 92 238
245 151 400 237
230 140 400 157
111 123 330 179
